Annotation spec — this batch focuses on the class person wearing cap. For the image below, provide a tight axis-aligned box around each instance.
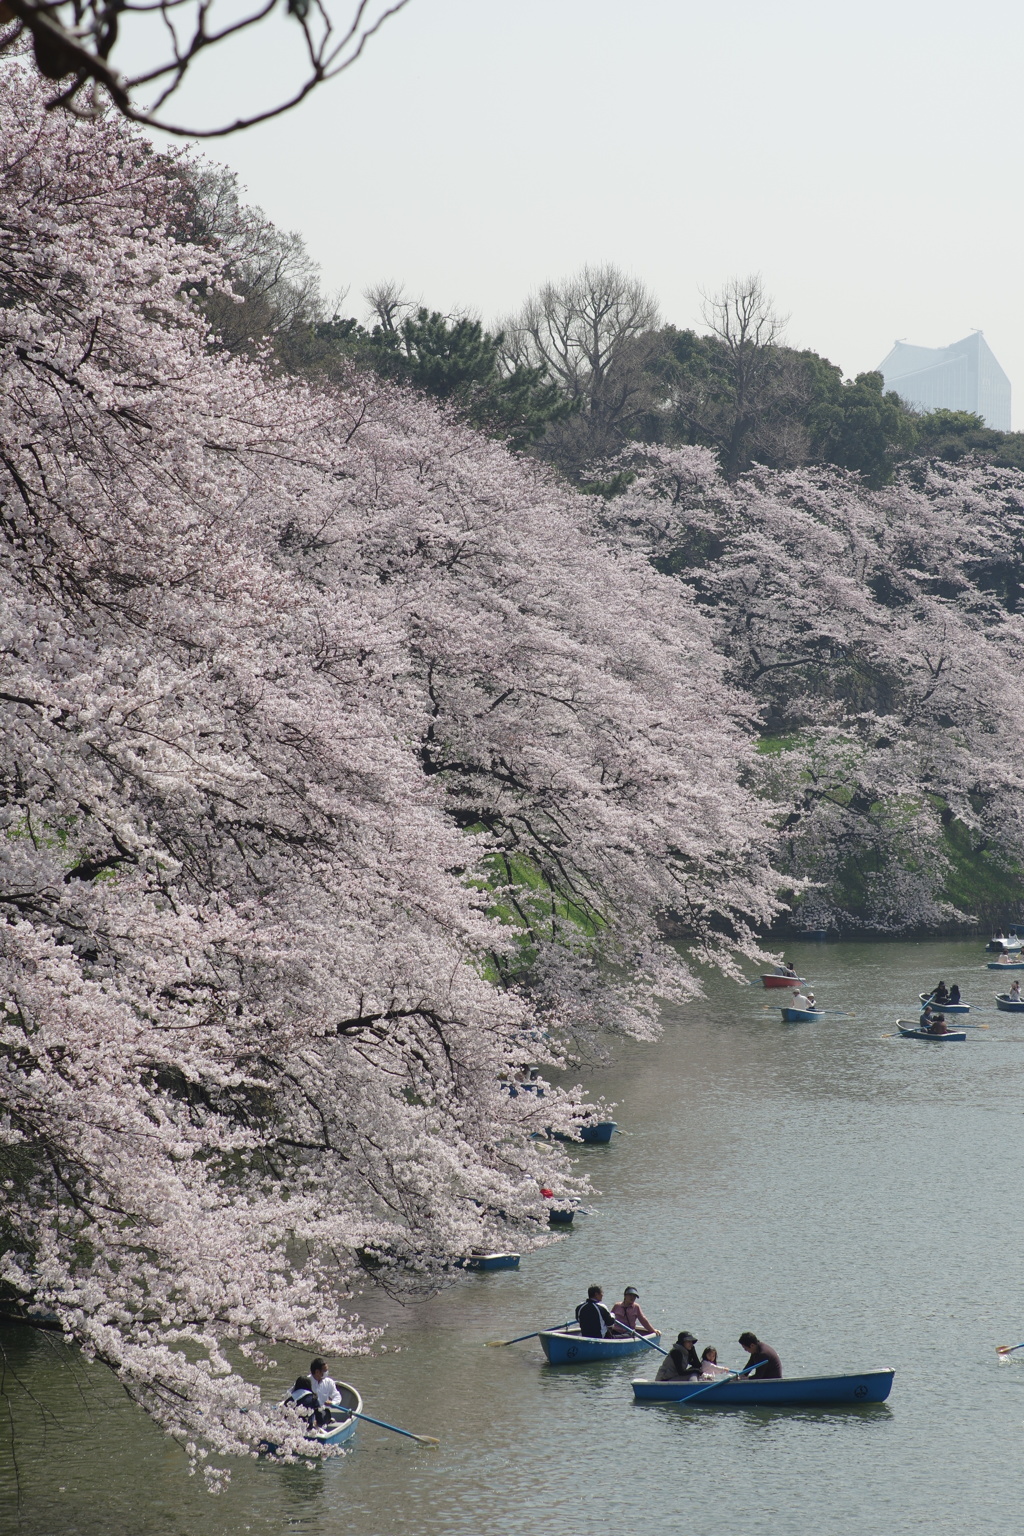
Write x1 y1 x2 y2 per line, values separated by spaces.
737 1332 783 1379
655 1331 703 1381
610 1286 655 1337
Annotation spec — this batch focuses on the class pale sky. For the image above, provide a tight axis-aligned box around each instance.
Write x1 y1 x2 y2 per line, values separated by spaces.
154 0 1024 425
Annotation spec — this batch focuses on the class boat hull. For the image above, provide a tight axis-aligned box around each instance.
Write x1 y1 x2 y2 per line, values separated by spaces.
919 994 970 1013
897 1023 967 1041
541 1328 662 1364
761 974 804 988
459 1252 521 1270
995 995 1024 1012
547 1207 575 1225
632 1370 894 1407
988 961 1024 970
781 1007 825 1022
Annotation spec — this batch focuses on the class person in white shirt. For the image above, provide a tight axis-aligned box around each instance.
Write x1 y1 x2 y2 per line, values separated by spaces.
1009 981 1022 1001
700 1346 730 1377
310 1357 341 1411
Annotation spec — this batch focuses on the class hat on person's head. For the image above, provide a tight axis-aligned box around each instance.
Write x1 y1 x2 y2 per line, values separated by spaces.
624 1286 639 1297
676 1331 697 1344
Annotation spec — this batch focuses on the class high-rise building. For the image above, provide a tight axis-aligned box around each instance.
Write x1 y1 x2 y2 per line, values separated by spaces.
877 332 1011 431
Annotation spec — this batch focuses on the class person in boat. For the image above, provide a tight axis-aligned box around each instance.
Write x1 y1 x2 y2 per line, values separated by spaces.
700 1346 729 1378
655 1331 703 1381
790 990 812 1010
928 1016 949 1034
610 1286 655 1336
949 984 961 1005
775 959 798 978
1009 981 1022 1001
575 1284 617 1338
932 980 949 1005
919 1002 940 1029
309 1357 342 1423
738 1332 782 1378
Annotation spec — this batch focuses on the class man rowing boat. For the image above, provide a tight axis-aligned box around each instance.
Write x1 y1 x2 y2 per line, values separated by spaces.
738 1331 782 1378
575 1284 617 1337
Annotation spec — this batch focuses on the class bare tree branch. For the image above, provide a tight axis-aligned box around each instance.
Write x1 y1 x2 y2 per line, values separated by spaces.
0 0 414 137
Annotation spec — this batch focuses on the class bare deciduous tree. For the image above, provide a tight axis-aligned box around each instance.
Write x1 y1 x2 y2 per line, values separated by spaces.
499 264 661 477
0 0 413 137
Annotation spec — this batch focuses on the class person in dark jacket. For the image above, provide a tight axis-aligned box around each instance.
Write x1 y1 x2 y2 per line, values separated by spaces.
575 1285 616 1338
738 1332 782 1378
655 1331 703 1381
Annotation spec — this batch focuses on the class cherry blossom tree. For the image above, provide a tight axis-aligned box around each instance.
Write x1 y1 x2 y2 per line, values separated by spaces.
0 62 782 1469
609 446 1024 929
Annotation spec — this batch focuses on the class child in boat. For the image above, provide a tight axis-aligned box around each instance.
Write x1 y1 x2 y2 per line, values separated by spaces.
700 1346 729 1378
655 1331 703 1381
1010 982 1022 1001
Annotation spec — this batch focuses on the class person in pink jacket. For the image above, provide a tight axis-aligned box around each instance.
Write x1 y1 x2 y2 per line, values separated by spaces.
610 1286 655 1335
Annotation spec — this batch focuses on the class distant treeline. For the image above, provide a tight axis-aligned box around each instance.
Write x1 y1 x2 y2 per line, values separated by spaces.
174 166 1024 488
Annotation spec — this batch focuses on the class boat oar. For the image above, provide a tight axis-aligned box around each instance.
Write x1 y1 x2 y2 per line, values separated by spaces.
666 1360 760 1403
996 1340 1024 1355
614 1322 668 1355
348 1408 439 1445
486 1322 570 1347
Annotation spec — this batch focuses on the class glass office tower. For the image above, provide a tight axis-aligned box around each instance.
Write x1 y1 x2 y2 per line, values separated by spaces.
877 332 1011 430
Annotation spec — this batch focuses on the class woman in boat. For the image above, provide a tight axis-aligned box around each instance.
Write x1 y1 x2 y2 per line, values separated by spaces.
655 1331 703 1381
932 980 950 1004
949 984 961 1005
776 959 797 978
610 1286 655 1336
1010 981 1022 1001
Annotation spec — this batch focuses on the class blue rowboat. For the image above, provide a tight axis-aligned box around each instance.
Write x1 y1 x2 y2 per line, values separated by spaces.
263 1381 363 1453
781 1006 825 1022
552 1119 617 1144
541 1327 662 1364
919 994 970 1014
631 1369 893 1407
897 1022 967 1041
988 960 1024 970
580 1120 617 1144
547 1205 575 1226
459 1251 521 1271
995 994 1024 1012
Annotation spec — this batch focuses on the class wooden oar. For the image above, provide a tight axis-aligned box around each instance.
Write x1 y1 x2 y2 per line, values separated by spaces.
347 1408 439 1445
486 1322 570 1347
996 1340 1024 1355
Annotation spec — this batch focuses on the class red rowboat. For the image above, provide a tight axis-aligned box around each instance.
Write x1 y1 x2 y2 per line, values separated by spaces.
761 974 804 989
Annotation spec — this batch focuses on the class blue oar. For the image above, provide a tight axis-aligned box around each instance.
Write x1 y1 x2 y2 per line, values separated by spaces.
614 1322 668 1356
347 1408 439 1445
996 1340 1024 1355
662 1360 761 1402
486 1322 571 1347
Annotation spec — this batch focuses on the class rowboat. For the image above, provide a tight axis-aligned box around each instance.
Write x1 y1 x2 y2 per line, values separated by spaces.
263 1381 363 1453
995 994 1024 1012
781 1006 825 1022
309 1383 363 1447
632 1369 894 1407
761 973 804 988
986 934 1022 953
897 1021 967 1041
919 993 970 1014
547 1205 575 1226
459 1251 521 1270
540 1327 662 1364
552 1119 617 1144
987 960 1024 970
